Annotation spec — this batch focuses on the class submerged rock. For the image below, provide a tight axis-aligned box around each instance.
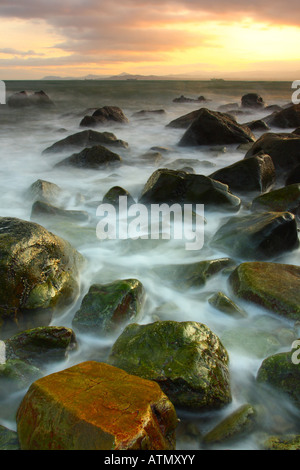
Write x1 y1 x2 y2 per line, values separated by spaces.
211 211 299 259
80 106 129 127
221 327 281 358
7 90 54 108
256 350 300 409
241 93 265 109
251 184 300 215
208 292 247 319
139 169 241 212
178 108 255 146
209 154 275 193
72 279 145 335
42 129 128 154
0 359 42 398
102 186 135 207
16 361 178 450
55 145 122 169
31 200 90 223
0 217 84 337
229 262 300 321
109 321 231 410
262 434 300 450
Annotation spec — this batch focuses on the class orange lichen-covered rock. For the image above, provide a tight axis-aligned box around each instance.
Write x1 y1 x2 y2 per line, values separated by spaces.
16 361 178 450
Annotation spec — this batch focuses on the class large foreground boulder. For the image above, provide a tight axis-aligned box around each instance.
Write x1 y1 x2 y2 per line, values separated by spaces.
229 262 300 320
55 145 122 169
109 321 232 411
209 154 275 193
178 108 255 146
16 361 178 450
0 217 84 337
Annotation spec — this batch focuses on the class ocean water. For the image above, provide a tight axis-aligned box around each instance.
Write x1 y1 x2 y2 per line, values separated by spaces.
0 79 299 450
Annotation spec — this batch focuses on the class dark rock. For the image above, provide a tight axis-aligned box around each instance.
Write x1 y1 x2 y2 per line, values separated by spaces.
208 291 247 319
139 151 163 165
229 262 300 320
55 145 122 169
102 186 135 207
209 154 275 193
243 119 270 132
139 169 241 212
0 425 20 450
166 109 203 129
7 90 54 108
264 104 283 113
109 321 231 411
218 103 239 112
72 279 145 335
285 164 300 185
251 184 300 215
132 109 166 117
0 217 84 337
265 104 300 129
292 127 300 135
80 106 129 127
178 108 255 146
244 132 300 174
5 326 77 368
42 129 128 154
172 95 208 103
211 211 299 259
241 93 265 109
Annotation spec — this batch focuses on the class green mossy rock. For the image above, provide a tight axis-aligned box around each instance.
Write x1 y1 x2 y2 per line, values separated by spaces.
109 321 232 411
229 262 300 320
262 434 300 450
5 326 77 368
208 292 248 319
0 425 20 450
211 211 299 259
102 186 135 207
72 279 145 335
0 217 84 338
256 350 300 409
202 404 257 445
0 359 42 398
251 184 300 214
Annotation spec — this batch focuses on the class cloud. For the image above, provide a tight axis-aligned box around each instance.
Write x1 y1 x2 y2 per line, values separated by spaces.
0 48 44 56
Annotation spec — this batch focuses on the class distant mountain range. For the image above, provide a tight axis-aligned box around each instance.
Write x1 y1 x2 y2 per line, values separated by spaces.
41 72 196 81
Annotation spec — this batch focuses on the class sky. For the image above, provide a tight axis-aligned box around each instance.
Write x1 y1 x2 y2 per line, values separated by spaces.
0 0 300 80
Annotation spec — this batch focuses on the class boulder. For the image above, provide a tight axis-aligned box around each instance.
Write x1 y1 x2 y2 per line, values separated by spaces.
251 184 300 214
55 145 122 169
209 154 275 193
229 262 300 320
80 106 129 127
262 435 300 450
256 350 300 409
178 108 255 146
0 359 42 397
26 179 63 205
42 129 128 154
4 326 77 368
132 109 166 118
16 361 178 450
72 279 145 335
7 90 54 108
211 211 299 259
109 321 231 411
208 292 247 319
139 169 241 212
166 109 202 129
242 119 270 132
244 132 300 174
285 164 300 185
0 217 84 337
102 186 135 208
172 95 208 103
0 425 20 450
265 104 300 129
241 93 264 109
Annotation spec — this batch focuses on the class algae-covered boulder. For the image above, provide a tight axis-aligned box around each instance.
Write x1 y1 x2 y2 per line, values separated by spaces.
139 169 241 212
16 361 178 450
262 434 300 450
229 262 300 321
102 186 135 208
109 321 232 411
5 326 77 368
202 403 257 445
0 425 20 450
211 211 299 259
72 279 145 335
251 184 300 215
178 108 255 146
256 350 300 409
0 218 84 337
208 292 247 319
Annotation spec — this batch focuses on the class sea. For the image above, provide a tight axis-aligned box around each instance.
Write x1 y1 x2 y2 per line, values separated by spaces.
0 79 299 450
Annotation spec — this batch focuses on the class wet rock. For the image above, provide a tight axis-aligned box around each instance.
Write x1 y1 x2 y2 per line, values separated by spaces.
209 154 275 193
42 129 128 154
244 132 300 174
262 434 300 450
211 211 299 259
55 145 122 169
7 90 54 108
16 361 178 450
229 262 300 321
285 164 300 185
72 279 145 335
241 93 265 109
0 217 84 337
139 151 163 165
256 350 300 409
5 326 77 368
102 186 135 207
166 109 202 129
251 184 300 215
109 321 232 411
264 104 283 113
0 425 20 450
80 106 129 127
292 127 300 135
172 95 208 103
31 200 90 223
139 169 241 212
178 108 255 146
0 359 42 398
202 404 257 445
265 104 300 129
26 179 63 205
242 119 270 132
208 292 247 319
132 109 166 118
